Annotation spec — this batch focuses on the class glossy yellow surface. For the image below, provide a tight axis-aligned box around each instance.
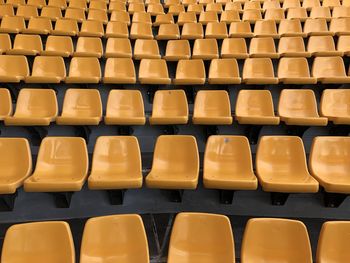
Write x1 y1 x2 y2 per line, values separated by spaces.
199 10 218 24
156 23 180 40
304 18 331 36
74 37 103 58
256 136 319 192
134 39 160 59
79 20 104 38
321 89 350 124
52 19 78 36
178 12 197 25
103 58 136 84
208 58 241 84
308 36 343 56
164 40 191 60
7 34 42 56
41 35 73 57
80 214 149 263
130 22 153 39
330 17 350 35
168 213 235 263
174 59 205 85
0 88 12 120
254 20 278 38
204 136 257 190
243 58 279 84
312 56 350 83
278 36 310 57
66 57 101 83
105 89 145 125
26 56 66 83
88 9 108 24
337 35 350 55
181 22 203 39
138 59 171 84
192 39 218 60
5 88 57 126
110 11 130 25
105 38 132 58
146 135 199 189
229 21 254 37
0 16 25 33
133 12 152 24
150 89 188 125
0 55 29 82
221 10 240 24
278 57 317 84
249 37 279 58
105 21 129 38
221 38 248 59
1 221 75 263
241 218 313 263
0 33 11 54
242 9 262 23
278 89 328 126
206 21 228 39
193 90 233 125
235 90 280 125
153 13 173 26
24 137 88 192
56 89 102 125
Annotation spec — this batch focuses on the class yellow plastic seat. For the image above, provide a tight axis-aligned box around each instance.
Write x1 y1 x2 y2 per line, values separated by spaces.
278 89 328 126
249 37 279 58
64 8 86 22
89 0 107 10
0 88 11 120
4 89 57 126
105 38 132 58
307 35 343 56
103 58 136 84
330 18 350 35
128 2 145 13
147 3 164 15
24 137 88 192
88 9 108 24
26 56 66 83
174 59 206 85
16 5 38 20
283 0 301 9
256 136 319 193
235 90 280 125
41 35 73 57
110 10 130 25
23 17 52 35
229 21 254 37
332 6 350 18
254 20 278 38
134 39 160 59
52 19 78 36
150 89 188 125
48 0 67 9
146 135 199 189
181 22 204 39
220 10 240 24
199 10 219 24
0 16 25 33
343 0 350 6
168 212 234 263
278 36 310 57
138 59 170 84
0 55 29 82
182 0 197 7
244 1 261 11
310 6 332 20
205 21 228 38
0 4 14 18
287 7 308 21
242 58 278 84
164 40 191 61
105 21 129 38
104 90 145 125
263 0 281 10
132 12 152 24
278 18 306 37
304 18 333 36
242 9 262 23
74 37 103 58
130 22 153 39
177 11 197 25
241 218 313 263
225 1 242 12
303 0 321 9
208 58 241 84
6 0 24 7
312 56 350 83
204 136 258 190
168 4 185 15
187 4 204 14
68 0 87 10
80 215 148 263
79 20 104 37
56 89 102 125
0 34 10 54
109 1 126 12
206 2 223 13
192 39 219 60
193 90 232 125
164 0 180 8
221 38 248 59
323 0 340 8
66 57 101 83
40 6 62 20
156 23 180 40
2 221 74 263
278 57 317 84
153 13 174 26
264 8 285 22
321 89 350 124
7 34 42 56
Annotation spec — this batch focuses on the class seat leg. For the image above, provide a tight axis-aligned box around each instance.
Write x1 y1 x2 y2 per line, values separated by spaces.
27 126 48 146
324 192 348 208
74 126 91 144
163 125 179 135
244 125 262 145
219 190 235 204
161 189 184 203
107 189 125 205
271 192 289 206
52 192 74 208
118 126 134 135
0 191 17 211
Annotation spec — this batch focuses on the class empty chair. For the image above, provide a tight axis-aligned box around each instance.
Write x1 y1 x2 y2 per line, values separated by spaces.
68 0 87 10
321 89 350 124
312 56 350 83
264 8 285 22
52 19 78 36
105 38 132 58
208 58 241 84
206 2 223 13
0 34 10 54
174 59 206 85
323 0 340 8
104 90 145 125
256 136 319 193
110 11 130 25
26 56 66 83
24 17 52 35
147 3 164 15
104 58 136 84
279 18 306 37
164 40 191 61
16 5 38 20
79 20 104 37
332 6 350 18
132 12 152 24
89 0 107 11
278 57 317 84
7 34 42 56
80 215 148 263
287 7 308 21
278 36 310 57
241 218 313 263
0 88 11 120
66 57 101 83
145 135 199 189
128 2 145 13
310 6 332 20
229 21 254 38
244 1 261 11
0 16 25 33
0 4 14 18
74 37 103 58
156 23 180 40
88 9 108 24
105 21 129 38
64 7 86 22
263 1 281 10
41 36 73 57
56 89 102 125
48 0 67 9
0 55 29 82
303 0 321 9
188 3 204 13
177 11 197 25
304 18 332 36
108 1 127 12
278 89 328 126
41 6 62 20
4 89 57 126
235 90 280 125
221 38 249 59
204 136 258 190
283 0 301 9
242 58 278 84
242 9 262 23
130 22 153 39
192 39 219 59
153 13 174 26
6 0 24 7
330 18 350 35
205 21 228 39
220 10 240 24
254 20 278 38
2 221 74 263
249 37 279 58
24 137 88 192
181 22 204 39
193 90 233 125
199 11 219 24
307 35 343 56
138 59 171 84
134 39 160 59
168 4 185 15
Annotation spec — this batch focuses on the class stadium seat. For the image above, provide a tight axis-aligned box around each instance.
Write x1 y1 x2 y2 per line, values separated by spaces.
105 21 129 38
333 6 350 19
24 137 88 192
133 12 152 24
52 19 78 36
249 37 279 58
208 58 241 84
181 22 204 39
307 35 343 56
221 38 249 59
242 58 278 84
68 0 87 10
177 11 197 25
0 34 10 54
241 218 313 263
0 88 11 120
66 57 101 83
263 1 280 10
183 0 198 7
105 38 132 58
1 221 74 263
254 20 278 38
168 213 234 263
323 0 340 8
153 13 174 26
278 57 317 84
242 9 262 23
134 39 160 59
287 7 308 21
264 8 285 22
103 58 136 84
41 35 73 57
7 34 42 56
312 56 350 83
168 4 185 15
199 10 219 24
80 215 149 263
164 0 180 7
64 7 86 22
149 90 189 125
193 90 233 125
26 56 66 83
138 59 171 84
146 135 199 189
244 1 261 10
24 17 52 35
79 20 104 37
27 0 45 8
0 4 14 18
4 89 57 126
87 9 108 24
56 89 102 125
229 21 254 38
278 89 328 126
164 40 191 61
110 11 130 25
16 5 38 20
338 35 350 55
205 21 228 38
220 10 240 24
41 6 62 20
256 136 319 193
174 59 206 84
225 1 242 11
203 136 258 190
0 16 25 33
48 0 67 9
128 2 145 13
278 36 310 57
206 2 223 13
321 89 350 124
156 23 180 40
74 37 103 58
304 18 333 36
235 90 280 125
6 0 23 7
130 22 153 39
104 90 145 125
330 18 350 35
147 3 164 15
310 6 332 20
89 0 107 11
303 0 321 9
192 39 219 59
109 1 126 12
279 19 306 37
0 55 29 82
